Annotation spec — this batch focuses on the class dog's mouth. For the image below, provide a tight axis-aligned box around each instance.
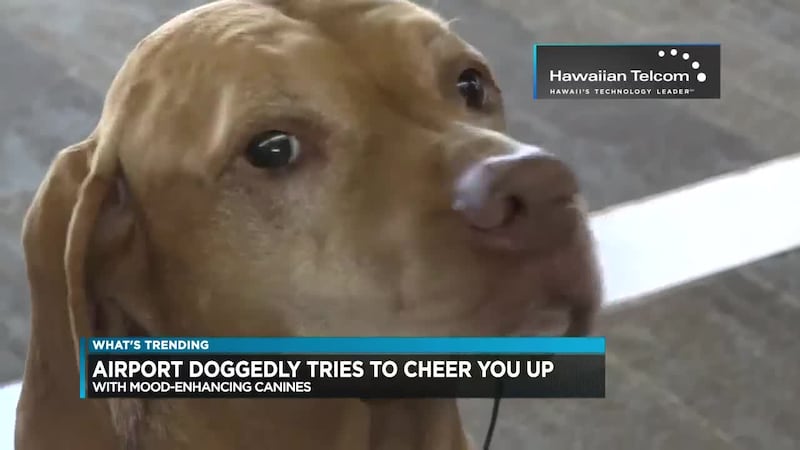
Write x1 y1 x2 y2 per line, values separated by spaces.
480 208 599 337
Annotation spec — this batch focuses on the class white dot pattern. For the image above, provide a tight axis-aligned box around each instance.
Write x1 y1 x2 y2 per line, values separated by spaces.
658 49 705 81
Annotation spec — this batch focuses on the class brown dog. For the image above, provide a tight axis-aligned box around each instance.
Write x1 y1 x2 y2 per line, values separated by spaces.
15 0 602 448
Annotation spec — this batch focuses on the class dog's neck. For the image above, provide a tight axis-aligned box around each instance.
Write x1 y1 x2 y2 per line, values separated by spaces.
19 322 472 450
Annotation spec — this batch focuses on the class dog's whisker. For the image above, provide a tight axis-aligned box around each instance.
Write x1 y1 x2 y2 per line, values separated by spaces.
443 16 463 29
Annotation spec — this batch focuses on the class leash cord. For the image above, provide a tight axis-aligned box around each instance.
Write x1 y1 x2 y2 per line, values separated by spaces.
482 382 503 450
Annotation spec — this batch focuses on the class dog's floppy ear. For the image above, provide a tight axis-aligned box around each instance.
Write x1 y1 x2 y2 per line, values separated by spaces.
22 131 136 367
23 132 153 446
23 137 97 363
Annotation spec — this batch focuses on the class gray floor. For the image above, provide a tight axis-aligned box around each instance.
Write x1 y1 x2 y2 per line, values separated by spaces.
1 0 799 449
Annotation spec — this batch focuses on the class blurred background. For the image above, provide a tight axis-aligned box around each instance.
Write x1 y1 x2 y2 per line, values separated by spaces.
0 0 798 448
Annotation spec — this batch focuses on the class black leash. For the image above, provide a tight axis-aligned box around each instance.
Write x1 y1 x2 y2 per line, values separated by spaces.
480 311 589 449
481 381 503 450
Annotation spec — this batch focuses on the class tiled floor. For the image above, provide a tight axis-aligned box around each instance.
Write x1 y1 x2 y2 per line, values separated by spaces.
0 0 798 449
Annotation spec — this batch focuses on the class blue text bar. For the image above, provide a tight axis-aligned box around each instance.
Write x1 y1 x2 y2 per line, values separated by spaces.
86 337 605 354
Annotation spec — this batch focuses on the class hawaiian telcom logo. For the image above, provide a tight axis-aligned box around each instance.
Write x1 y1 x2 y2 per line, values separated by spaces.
533 44 721 99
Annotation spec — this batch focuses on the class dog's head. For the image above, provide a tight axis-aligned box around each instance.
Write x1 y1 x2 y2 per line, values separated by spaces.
25 0 601 365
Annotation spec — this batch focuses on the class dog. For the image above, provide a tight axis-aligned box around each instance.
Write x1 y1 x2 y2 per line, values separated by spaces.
15 0 602 448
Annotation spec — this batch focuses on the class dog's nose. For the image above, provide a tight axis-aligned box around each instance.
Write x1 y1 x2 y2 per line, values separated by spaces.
453 145 580 250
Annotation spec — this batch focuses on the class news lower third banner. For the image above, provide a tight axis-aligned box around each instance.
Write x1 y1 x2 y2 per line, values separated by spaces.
80 337 605 399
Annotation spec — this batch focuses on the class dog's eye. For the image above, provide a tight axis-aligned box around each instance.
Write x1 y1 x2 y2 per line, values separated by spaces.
245 131 301 169
457 68 486 109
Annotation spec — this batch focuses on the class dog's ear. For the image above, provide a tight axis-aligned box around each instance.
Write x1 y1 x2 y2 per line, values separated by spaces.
23 132 152 365
23 137 100 365
23 134 153 445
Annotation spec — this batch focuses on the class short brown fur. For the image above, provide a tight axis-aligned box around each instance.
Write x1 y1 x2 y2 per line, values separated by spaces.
16 1 602 449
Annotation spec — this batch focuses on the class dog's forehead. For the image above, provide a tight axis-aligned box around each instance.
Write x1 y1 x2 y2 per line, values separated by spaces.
124 0 461 80
279 0 481 82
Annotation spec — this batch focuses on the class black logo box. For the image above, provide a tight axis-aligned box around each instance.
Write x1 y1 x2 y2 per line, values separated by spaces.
86 354 605 399
534 44 720 99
